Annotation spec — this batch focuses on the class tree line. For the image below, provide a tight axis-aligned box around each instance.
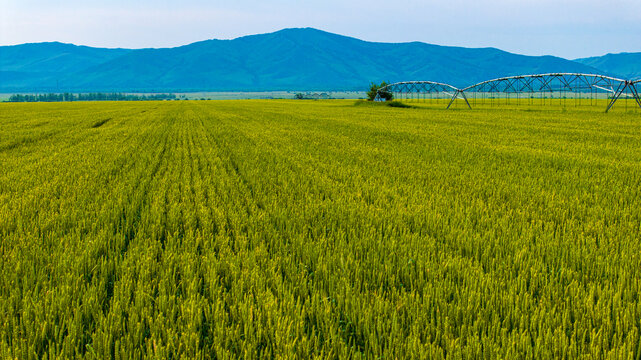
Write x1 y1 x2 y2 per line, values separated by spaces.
6 93 177 102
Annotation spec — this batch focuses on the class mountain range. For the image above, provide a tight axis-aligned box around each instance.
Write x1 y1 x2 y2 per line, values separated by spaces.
0 28 639 93
574 53 641 81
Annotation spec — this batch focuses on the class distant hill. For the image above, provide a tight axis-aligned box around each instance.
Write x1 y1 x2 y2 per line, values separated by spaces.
574 53 641 81
0 28 610 92
0 42 131 92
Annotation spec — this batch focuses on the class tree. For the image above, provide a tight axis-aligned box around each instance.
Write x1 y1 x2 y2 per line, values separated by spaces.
367 81 393 101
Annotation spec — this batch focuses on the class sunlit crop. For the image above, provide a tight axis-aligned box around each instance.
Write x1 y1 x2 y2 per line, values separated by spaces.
1 100 640 358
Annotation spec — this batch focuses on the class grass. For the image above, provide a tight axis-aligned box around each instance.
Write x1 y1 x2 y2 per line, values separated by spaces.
0 99 640 358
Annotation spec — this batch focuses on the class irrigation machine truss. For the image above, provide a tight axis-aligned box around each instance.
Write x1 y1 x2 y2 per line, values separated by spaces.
375 73 641 112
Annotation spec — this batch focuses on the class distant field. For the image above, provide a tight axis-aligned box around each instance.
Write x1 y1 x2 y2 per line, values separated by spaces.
175 91 366 100
0 91 367 102
1 100 640 358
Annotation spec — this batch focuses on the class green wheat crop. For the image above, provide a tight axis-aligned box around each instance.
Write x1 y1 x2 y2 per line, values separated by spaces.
1 100 640 359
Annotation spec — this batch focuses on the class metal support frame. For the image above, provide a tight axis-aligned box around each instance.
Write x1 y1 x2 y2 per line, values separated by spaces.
631 80 641 109
446 90 471 109
376 73 641 112
606 82 627 113
376 81 468 108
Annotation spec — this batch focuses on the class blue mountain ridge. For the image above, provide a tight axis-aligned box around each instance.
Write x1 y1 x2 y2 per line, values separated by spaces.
0 28 633 92
574 53 641 81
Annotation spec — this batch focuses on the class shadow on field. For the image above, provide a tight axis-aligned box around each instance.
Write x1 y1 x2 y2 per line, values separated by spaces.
91 118 112 128
353 100 415 108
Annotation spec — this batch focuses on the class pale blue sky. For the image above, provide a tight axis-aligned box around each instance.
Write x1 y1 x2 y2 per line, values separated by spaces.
1 0 640 59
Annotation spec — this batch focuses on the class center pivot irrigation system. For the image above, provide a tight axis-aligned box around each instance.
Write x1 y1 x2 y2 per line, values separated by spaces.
374 74 641 112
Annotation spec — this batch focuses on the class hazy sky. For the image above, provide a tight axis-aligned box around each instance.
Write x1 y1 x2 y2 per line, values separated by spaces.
1 0 640 59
